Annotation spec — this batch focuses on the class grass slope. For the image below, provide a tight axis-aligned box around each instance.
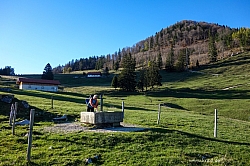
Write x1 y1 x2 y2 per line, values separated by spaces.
0 52 249 165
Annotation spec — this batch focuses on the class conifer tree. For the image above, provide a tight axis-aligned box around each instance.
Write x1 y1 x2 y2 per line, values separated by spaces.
165 43 174 71
149 36 154 50
112 60 115 70
208 33 218 62
196 60 200 68
111 75 118 90
118 53 136 91
175 49 185 71
157 52 163 70
137 67 148 92
104 67 109 77
114 61 119 71
41 63 54 80
118 48 122 62
148 61 162 88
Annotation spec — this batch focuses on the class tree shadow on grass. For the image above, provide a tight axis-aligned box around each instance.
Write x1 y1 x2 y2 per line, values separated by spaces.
147 88 250 100
162 103 188 110
101 90 141 98
0 98 75 123
151 127 250 146
102 103 154 112
9 89 87 105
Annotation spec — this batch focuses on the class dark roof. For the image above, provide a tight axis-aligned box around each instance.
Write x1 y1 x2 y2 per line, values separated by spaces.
17 78 60 85
87 72 102 75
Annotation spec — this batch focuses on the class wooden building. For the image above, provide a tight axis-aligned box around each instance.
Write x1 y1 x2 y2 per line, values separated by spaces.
16 78 60 92
87 72 102 78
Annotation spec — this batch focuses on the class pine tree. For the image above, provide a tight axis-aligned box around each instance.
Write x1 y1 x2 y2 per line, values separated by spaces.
165 43 174 71
137 68 147 92
104 67 109 77
175 49 185 71
118 53 136 91
149 36 154 50
0 66 15 75
156 52 163 70
196 60 200 68
118 48 122 62
111 75 118 90
112 60 115 70
208 33 218 62
41 63 54 80
114 61 119 71
148 61 162 88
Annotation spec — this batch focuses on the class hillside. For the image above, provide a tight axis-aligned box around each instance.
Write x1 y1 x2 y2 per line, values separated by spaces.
53 20 250 74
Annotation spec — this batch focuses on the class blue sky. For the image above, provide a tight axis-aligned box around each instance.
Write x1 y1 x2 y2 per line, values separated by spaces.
0 0 249 74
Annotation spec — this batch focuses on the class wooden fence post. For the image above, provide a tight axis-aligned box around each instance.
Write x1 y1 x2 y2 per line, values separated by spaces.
12 102 18 135
122 101 124 119
15 102 18 115
27 109 35 162
100 94 103 112
51 96 53 109
157 104 161 125
9 104 14 126
214 109 218 138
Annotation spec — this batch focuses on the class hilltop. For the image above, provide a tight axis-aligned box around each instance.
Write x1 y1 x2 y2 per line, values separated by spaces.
53 20 250 73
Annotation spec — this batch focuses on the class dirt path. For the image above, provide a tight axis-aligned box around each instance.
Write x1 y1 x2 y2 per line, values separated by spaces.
43 122 147 134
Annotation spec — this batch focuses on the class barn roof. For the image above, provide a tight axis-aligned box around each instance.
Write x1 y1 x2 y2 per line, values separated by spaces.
16 78 60 85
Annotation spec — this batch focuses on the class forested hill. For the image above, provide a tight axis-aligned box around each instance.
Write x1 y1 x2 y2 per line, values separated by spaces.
53 20 250 73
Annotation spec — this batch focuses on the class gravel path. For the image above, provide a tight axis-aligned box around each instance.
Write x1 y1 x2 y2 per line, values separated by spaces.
43 122 147 134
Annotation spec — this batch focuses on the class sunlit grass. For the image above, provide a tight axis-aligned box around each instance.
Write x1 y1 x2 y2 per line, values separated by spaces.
0 52 250 165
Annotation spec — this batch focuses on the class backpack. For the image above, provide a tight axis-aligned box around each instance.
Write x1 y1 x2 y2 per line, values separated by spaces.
85 94 94 105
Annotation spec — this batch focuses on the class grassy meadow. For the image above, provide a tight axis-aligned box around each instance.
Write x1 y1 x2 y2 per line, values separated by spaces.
0 52 250 165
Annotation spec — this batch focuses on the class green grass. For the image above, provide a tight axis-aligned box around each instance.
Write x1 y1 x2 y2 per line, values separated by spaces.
0 52 250 165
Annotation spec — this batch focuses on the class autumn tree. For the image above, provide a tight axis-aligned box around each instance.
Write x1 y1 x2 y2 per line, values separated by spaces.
232 28 250 50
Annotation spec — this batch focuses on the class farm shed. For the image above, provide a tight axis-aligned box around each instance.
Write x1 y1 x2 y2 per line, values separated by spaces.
16 78 60 92
87 72 102 78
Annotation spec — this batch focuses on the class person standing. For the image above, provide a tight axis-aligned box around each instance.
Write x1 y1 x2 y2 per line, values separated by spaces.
87 95 98 112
